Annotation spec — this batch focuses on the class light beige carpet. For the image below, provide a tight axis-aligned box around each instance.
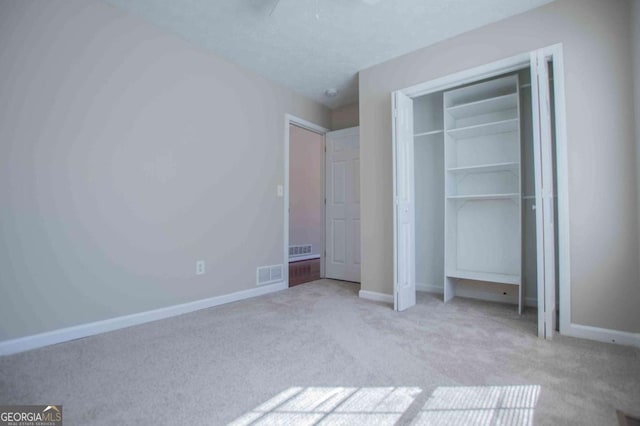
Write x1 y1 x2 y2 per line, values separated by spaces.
0 279 638 425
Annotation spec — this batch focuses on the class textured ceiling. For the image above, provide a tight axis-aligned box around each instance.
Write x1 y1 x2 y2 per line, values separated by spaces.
102 0 554 108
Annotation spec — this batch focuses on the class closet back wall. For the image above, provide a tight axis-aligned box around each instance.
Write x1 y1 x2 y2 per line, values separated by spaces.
414 94 445 293
0 0 329 341
360 0 639 333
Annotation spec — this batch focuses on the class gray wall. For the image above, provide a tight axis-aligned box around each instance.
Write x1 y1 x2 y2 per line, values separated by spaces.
331 103 359 131
0 0 329 341
359 0 640 333
634 0 640 247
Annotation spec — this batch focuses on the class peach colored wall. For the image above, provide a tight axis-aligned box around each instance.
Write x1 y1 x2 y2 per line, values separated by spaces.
289 126 324 257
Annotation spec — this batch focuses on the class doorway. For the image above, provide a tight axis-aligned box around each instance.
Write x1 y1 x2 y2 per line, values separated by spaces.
288 123 325 287
392 45 569 339
283 115 362 288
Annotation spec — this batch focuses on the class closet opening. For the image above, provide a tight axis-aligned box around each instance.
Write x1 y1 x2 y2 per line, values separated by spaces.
392 46 568 339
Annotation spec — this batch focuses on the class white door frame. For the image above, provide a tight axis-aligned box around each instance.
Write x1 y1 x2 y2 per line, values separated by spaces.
284 114 329 286
393 43 570 336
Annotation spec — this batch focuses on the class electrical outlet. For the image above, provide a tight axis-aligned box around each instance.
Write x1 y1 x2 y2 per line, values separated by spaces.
196 260 205 275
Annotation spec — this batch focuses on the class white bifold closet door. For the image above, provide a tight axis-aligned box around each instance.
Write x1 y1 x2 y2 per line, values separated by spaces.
531 49 556 339
393 91 416 311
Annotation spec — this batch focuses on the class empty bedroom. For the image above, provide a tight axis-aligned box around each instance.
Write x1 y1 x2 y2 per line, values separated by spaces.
1 0 639 424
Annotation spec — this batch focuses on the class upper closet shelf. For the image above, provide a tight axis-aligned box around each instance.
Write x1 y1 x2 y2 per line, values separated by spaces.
447 162 519 174
446 118 519 139
446 93 518 120
447 193 519 201
414 129 444 137
444 75 517 108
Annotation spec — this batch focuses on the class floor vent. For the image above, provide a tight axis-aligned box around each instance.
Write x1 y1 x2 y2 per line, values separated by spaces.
289 244 312 258
257 264 284 286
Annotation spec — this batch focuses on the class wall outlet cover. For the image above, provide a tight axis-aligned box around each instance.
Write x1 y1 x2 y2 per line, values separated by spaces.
196 260 206 275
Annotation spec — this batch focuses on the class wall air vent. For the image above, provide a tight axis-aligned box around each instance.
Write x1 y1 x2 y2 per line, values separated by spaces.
257 264 284 286
289 244 312 258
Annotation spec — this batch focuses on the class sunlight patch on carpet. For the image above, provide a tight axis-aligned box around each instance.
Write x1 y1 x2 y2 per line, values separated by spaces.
229 386 420 425
415 385 541 425
229 384 540 425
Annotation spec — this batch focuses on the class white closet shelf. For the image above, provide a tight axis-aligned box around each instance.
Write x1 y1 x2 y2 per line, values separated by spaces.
446 193 520 201
414 129 444 137
442 74 522 313
447 270 520 285
446 93 518 120
447 162 519 174
446 118 519 139
445 75 517 108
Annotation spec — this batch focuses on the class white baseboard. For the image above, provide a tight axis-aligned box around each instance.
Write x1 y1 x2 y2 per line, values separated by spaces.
416 283 443 294
289 254 321 262
564 323 640 348
0 281 287 356
416 282 637 347
415 283 637 348
358 290 393 304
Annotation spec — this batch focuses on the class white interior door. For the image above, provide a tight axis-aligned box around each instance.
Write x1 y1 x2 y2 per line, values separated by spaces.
325 127 361 283
531 49 557 339
393 92 416 311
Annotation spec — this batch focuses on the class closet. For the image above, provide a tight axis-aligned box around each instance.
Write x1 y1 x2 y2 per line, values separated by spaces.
412 70 539 314
393 47 564 339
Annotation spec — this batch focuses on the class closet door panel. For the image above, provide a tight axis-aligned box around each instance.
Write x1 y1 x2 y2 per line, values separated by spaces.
325 127 360 283
393 91 416 311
